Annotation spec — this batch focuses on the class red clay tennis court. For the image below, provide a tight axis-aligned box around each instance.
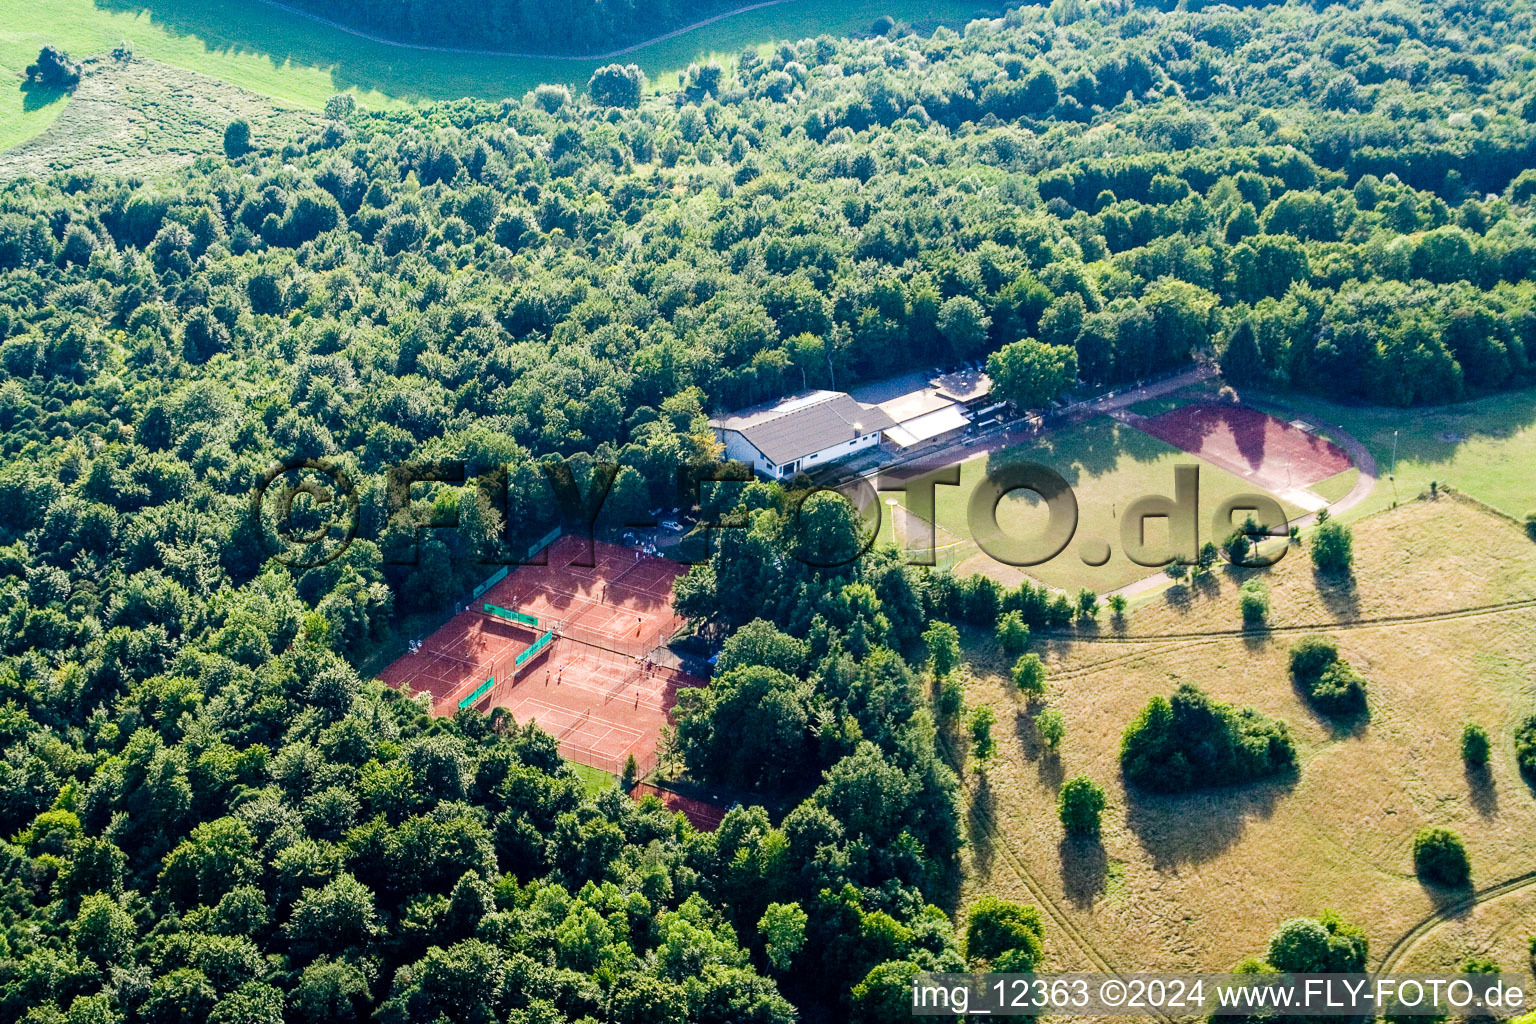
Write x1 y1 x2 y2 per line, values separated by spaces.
631 783 727 831
377 614 537 707
1132 403 1353 492
378 535 704 778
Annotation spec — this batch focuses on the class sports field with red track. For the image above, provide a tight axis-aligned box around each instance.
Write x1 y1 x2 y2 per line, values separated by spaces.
1132 403 1352 492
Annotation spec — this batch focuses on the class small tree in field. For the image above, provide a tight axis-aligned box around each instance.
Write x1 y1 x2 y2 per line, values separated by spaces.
324 93 357 121
1239 578 1270 626
532 83 571 113
1461 723 1490 768
25 46 81 90
1012 653 1046 697
1036 707 1065 749
965 897 1044 970
588 63 647 108
969 706 997 763
621 754 639 792
1164 561 1189 584
1413 827 1470 887
1195 540 1220 575
223 119 252 159
1222 528 1252 567
1075 588 1099 620
1525 511 1536 543
1289 635 1367 716
923 621 962 677
1311 518 1354 576
1058 775 1106 836
995 610 1030 654
1108 593 1128 620
1518 715 1536 783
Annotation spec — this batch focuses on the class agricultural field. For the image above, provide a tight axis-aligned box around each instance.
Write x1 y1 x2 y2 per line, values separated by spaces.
0 0 993 154
958 495 1536 974
904 414 1308 595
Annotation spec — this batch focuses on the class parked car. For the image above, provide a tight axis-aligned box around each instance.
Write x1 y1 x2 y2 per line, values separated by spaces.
661 520 684 533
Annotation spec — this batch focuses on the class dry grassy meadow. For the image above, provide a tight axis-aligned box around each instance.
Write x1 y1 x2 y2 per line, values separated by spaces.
958 495 1536 975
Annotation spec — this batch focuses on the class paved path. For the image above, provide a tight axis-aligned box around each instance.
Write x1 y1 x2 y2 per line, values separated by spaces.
258 0 794 60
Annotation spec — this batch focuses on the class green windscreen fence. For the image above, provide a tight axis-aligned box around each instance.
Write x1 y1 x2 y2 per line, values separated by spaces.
514 629 555 669
471 567 509 600
458 676 495 710
484 603 538 627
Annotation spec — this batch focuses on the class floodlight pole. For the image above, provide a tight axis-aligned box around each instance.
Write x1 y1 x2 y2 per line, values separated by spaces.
1389 429 1399 504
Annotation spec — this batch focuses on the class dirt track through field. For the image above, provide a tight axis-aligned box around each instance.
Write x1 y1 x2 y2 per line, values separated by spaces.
943 731 1176 1023
1377 870 1536 972
1040 595 1536 646
965 597 1536 987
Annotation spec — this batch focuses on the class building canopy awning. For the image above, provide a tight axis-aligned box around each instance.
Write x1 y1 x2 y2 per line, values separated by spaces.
884 405 971 448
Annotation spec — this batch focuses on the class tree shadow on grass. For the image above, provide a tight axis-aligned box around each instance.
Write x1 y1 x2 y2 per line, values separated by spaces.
1012 709 1065 790
1123 773 1295 871
1191 569 1221 600
967 772 996 881
1420 875 1479 916
984 415 1167 488
1013 707 1041 757
1038 748 1064 791
1313 568 1360 622
1163 581 1193 614
1241 622 1272 654
1320 708 1371 742
1466 763 1497 818
19 81 71 113
929 849 965 918
1289 678 1372 741
1034 636 1078 664
1059 834 1108 909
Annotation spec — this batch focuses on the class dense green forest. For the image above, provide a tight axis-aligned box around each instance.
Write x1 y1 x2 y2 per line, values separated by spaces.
3 0 1536 1018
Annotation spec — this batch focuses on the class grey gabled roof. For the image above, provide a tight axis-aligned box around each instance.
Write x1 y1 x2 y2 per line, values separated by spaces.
711 391 897 466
